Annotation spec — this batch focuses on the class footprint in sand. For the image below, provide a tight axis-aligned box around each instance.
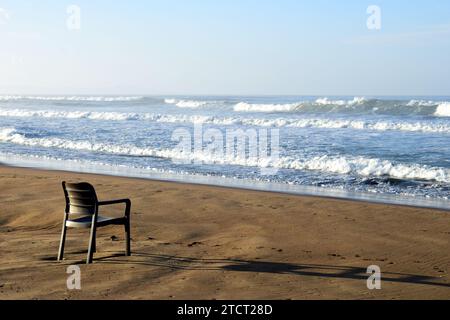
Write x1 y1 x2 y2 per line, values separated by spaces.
329 253 340 257
188 241 203 247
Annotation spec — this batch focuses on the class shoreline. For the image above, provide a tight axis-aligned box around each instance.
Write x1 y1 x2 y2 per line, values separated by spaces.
0 156 449 212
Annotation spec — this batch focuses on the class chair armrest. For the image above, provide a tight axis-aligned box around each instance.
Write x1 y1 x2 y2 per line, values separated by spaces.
98 199 131 217
98 199 131 206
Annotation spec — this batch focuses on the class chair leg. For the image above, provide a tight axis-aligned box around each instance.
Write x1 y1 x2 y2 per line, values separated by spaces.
125 220 131 256
57 223 68 261
87 224 97 264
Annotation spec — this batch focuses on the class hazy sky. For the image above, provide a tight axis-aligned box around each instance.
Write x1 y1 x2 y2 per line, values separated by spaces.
1 0 449 95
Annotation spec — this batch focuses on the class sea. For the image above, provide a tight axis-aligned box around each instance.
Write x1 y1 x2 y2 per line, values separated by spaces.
0 95 449 209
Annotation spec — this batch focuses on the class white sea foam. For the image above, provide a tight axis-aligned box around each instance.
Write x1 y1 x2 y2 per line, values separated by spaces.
0 127 271 166
273 155 450 183
284 118 450 133
0 95 144 102
164 99 209 108
434 103 450 117
234 97 368 113
1 127 449 183
1 108 450 133
314 98 345 106
157 115 450 134
348 97 369 105
0 108 142 121
0 127 173 158
233 102 304 112
407 100 438 107
232 97 450 116
315 97 367 106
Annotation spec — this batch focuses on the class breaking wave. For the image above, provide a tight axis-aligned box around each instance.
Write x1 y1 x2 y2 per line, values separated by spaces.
434 103 450 117
275 155 450 183
407 100 438 107
314 97 368 106
234 102 304 112
0 108 143 121
233 97 449 116
1 127 449 183
233 97 368 113
1 108 449 134
164 99 210 108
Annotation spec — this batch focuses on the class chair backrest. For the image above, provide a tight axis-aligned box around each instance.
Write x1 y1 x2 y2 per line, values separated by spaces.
62 182 98 215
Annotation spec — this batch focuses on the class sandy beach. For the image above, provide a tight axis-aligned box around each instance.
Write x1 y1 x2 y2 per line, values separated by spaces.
0 165 449 300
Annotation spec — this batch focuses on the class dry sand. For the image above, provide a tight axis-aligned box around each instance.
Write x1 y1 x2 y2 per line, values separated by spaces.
0 165 449 300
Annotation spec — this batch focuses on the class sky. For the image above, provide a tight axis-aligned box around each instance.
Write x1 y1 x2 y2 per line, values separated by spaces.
0 0 449 96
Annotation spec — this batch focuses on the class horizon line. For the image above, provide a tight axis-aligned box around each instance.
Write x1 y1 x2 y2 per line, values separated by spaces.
1 93 450 98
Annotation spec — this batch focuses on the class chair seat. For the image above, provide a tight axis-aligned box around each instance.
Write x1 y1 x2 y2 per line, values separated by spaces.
66 215 126 228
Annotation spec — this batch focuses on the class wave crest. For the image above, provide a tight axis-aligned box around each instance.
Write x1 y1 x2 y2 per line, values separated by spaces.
1 108 450 133
277 155 449 183
406 100 437 107
315 97 368 106
164 99 209 108
233 102 304 112
233 97 369 113
232 97 450 116
0 108 142 121
435 103 450 117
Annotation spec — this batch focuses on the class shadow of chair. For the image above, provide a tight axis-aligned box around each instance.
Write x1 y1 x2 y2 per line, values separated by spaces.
91 251 450 289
